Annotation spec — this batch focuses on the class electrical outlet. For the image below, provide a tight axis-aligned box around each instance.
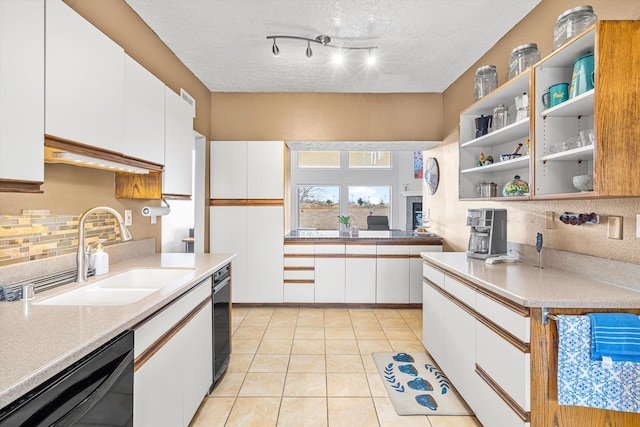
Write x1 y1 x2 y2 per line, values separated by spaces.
545 211 554 229
607 216 623 240
124 210 132 226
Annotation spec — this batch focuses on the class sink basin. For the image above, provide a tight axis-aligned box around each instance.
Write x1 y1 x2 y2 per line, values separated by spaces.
36 268 196 306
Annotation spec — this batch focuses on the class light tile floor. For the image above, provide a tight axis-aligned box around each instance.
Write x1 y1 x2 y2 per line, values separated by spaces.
190 307 482 427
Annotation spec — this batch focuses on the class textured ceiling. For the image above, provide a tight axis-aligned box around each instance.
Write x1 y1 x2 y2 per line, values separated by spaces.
125 0 540 93
286 140 439 151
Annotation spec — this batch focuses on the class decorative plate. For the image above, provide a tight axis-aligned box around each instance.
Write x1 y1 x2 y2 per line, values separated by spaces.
424 157 439 195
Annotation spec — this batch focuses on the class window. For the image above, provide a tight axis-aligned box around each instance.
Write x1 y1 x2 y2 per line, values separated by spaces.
348 151 391 168
297 185 340 229
298 151 340 168
348 186 391 230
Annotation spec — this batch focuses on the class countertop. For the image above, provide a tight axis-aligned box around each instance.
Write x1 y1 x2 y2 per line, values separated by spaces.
285 229 443 244
421 252 640 308
0 252 234 409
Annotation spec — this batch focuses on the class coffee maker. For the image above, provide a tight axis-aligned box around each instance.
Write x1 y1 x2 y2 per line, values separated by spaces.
466 208 507 259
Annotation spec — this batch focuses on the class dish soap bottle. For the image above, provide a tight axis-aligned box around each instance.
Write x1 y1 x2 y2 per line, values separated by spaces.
91 240 109 276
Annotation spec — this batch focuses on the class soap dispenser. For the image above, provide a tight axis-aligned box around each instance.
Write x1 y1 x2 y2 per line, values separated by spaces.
91 239 109 276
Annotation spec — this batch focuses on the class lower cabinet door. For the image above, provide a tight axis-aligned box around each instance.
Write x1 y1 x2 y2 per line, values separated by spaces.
376 257 410 303
346 257 376 303
182 301 213 426
134 331 184 427
422 281 444 365
442 297 477 406
315 257 346 303
473 369 530 427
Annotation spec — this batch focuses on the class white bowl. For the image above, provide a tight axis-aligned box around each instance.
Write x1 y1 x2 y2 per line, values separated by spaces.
572 174 593 192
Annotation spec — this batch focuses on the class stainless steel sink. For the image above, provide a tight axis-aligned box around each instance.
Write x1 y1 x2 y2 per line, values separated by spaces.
36 268 196 306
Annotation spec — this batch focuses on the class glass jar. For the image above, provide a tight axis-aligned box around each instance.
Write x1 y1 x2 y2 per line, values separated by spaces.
493 104 509 131
474 65 498 101
508 43 540 79
553 5 597 50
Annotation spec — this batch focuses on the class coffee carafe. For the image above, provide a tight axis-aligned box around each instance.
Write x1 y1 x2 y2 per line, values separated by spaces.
475 115 492 138
515 92 529 121
466 208 507 259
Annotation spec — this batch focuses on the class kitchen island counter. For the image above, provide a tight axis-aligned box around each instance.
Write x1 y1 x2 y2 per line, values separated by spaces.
285 229 443 245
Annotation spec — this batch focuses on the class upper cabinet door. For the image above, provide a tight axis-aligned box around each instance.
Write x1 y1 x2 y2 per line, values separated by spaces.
45 0 124 153
163 87 193 197
210 141 248 199
0 0 44 183
124 54 165 165
247 141 283 199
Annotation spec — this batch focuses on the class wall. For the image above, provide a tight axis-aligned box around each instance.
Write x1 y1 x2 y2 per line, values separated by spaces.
430 0 640 263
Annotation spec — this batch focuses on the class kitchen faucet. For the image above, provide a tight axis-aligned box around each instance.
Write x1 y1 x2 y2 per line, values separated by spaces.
76 207 133 282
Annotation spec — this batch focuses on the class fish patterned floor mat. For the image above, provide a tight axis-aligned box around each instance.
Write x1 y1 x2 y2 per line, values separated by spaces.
372 352 474 416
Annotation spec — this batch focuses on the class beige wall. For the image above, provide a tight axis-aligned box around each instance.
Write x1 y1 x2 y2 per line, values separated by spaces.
210 92 442 141
432 0 640 264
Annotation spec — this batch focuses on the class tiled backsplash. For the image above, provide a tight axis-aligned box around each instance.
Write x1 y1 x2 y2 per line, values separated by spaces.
0 210 123 267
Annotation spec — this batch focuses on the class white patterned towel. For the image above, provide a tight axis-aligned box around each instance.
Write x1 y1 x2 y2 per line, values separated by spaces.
558 315 640 413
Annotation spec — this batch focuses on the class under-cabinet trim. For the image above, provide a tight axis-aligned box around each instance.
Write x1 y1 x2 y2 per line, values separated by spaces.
210 198 284 207
283 279 314 284
0 179 43 194
424 278 529 353
284 254 315 258
134 297 211 372
475 363 531 423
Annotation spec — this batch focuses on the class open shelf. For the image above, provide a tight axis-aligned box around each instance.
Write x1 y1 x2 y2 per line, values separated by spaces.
541 145 593 162
461 119 530 149
539 90 594 118
461 155 530 174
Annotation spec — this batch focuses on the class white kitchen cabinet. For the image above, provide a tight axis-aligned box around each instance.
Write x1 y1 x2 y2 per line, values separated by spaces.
210 206 248 302
123 54 165 165
315 245 346 303
376 245 410 303
422 278 444 365
134 281 212 427
283 243 315 303
182 302 213 426
210 140 283 199
210 141 247 199
409 245 442 303
45 0 124 153
210 206 283 303
246 206 284 303
345 244 376 303
0 0 44 184
163 86 193 197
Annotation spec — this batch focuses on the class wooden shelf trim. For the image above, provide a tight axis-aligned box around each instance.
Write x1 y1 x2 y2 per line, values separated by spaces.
475 363 531 423
284 254 315 259
284 266 314 271
283 279 314 284
133 296 211 372
45 134 163 171
210 198 284 207
0 179 43 193
424 279 530 353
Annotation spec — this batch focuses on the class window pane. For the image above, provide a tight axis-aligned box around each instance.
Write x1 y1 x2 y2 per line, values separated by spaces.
298 151 341 168
348 186 391 230
348 151 391 168
298 186 340 229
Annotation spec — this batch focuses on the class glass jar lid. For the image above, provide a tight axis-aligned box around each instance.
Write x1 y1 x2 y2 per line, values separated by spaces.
556 5 594 23
476 65 496 74
510 43 538 56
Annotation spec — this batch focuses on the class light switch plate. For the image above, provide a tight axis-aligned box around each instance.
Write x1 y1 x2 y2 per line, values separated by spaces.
607 216 623 240
150 215 157 225
124 210 132 226
545 211 554 229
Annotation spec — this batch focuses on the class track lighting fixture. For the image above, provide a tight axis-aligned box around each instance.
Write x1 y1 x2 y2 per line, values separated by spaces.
266 34 377 64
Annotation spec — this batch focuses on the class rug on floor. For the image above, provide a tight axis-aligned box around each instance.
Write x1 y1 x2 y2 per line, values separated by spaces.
372 352 473 416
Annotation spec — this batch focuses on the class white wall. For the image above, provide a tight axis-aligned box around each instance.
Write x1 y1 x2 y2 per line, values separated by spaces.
161 199 194 253
290 151 424 231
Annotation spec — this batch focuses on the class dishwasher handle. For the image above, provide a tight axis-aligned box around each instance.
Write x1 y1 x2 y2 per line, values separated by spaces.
213 276 230 294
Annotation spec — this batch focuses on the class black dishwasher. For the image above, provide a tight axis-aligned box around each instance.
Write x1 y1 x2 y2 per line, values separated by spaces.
211 263 231 388
0 330 134 427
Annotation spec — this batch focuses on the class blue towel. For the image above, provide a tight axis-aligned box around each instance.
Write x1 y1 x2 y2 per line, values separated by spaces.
587 313 640 362
557 315 640 413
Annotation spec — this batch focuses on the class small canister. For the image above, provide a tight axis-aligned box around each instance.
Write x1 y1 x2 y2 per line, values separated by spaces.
553 5 597 50
493 104 509 131
474 65 498 101
508 43 540 80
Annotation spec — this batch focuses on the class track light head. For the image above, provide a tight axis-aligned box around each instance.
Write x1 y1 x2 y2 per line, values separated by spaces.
306 41 313 58
272 39 280 56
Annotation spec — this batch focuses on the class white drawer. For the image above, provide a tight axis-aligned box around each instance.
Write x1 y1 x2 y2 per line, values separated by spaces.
444 274 475 309
377 245 410 255
476 292 530 342
476 322 530 411
411 245 442 254
474 365 530 427
284 270 314 280
284 284 314 303
346 244 377 255
134 277 211 357
284 256 314 267
314 244 345 255
284 244 314 255
423 263 445 288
